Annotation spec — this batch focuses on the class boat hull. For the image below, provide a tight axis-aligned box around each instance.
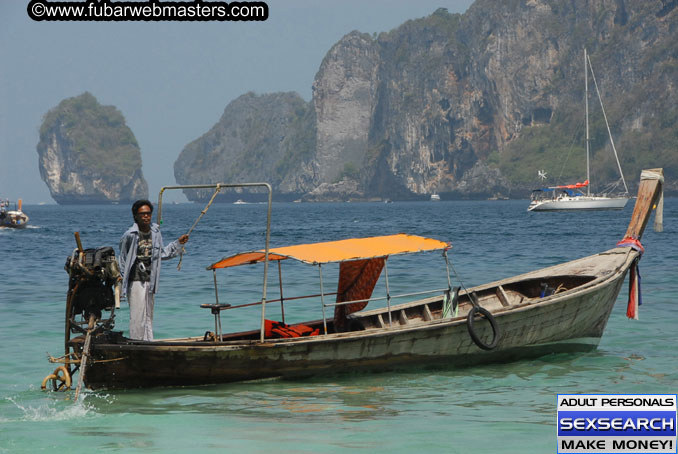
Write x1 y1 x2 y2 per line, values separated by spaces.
0 211 29 228
528 196 629 211
83 248 634 389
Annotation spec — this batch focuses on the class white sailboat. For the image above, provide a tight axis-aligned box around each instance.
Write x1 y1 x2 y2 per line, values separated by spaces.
528 49 630 212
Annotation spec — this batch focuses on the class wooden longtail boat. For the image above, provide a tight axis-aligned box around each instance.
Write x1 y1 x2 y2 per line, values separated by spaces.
0 198 29 228
44 170 664 391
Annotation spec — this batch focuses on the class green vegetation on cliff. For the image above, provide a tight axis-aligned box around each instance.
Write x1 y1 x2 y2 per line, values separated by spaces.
274 102 316 179
39 92 141 181
174 92 315 199
174 1 678 199
496 61 678 191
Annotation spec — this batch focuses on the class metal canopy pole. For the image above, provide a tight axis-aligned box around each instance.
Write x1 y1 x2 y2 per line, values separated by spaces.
213 269 220 305
156 182 273 343
384 260 392 327
585 48 591 197
319 264 328 335
278 261 285 324
259 185 273 342
442 249 454 316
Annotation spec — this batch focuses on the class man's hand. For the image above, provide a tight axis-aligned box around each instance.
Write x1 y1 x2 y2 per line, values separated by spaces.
178 234 189 244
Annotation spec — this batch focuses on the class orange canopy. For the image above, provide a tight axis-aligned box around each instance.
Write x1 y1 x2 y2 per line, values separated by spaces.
208 233 450 269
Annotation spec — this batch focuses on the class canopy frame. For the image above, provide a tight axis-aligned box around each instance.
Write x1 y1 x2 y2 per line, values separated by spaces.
158 186 451 342
157 182 273 342
210 244 453 339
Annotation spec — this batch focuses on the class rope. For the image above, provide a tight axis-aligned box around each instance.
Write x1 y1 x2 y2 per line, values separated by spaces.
616 235 647 321
48 352 125 365
47 352 80 364
588 54 629 194
177 186 222 270
447 258 472 305
626 256 642 320
641 169 664 233
616 237 645 255
553 283 568 294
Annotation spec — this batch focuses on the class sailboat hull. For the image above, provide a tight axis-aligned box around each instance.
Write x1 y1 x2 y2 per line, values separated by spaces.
528 195 629 212
528 50 630 212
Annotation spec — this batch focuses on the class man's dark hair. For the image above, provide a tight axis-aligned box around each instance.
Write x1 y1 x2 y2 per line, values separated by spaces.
132 199 153 217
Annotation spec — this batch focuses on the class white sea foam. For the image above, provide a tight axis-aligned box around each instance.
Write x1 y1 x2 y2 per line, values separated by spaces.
5 395 94 422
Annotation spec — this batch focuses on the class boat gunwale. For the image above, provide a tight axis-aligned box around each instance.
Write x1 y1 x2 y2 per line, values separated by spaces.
89 247 637 351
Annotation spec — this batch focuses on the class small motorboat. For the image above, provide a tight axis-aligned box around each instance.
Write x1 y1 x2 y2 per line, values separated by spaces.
0 199 29 228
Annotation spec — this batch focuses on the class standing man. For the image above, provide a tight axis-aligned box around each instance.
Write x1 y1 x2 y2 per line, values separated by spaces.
119 199 189 341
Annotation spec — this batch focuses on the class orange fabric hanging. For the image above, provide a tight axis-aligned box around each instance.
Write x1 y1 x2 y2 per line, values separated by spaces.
333 258 385 332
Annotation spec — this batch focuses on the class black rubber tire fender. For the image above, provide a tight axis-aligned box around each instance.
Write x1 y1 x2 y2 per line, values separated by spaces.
467 306 500 350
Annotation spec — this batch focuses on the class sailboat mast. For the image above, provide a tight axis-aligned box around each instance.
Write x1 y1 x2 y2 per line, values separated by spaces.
587 52 630 195
585 48 591 196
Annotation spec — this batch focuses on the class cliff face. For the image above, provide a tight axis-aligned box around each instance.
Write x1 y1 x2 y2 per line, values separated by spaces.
174 92 316 201
458 0 678 193
37 92 148 204
176 0 678 200
348 1 676 198
311 32 381 191
363 10 508 199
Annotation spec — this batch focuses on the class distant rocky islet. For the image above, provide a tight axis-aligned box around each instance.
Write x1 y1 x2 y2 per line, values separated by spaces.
36 92 148 204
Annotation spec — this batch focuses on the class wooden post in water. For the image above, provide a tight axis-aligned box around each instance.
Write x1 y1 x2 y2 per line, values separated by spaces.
623 168 663 241
74 314 96 403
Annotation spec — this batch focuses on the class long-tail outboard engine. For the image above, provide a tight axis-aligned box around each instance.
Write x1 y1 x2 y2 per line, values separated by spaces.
64 246 121 328
42 237 123 395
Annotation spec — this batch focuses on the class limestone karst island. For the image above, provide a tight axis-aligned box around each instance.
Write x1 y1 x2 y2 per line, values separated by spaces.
38 2 677 203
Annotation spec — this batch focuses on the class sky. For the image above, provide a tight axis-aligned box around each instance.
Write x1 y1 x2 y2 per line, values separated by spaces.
0 0 473 204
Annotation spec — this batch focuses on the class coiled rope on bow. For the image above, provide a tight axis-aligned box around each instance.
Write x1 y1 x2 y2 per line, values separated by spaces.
177 186 222 271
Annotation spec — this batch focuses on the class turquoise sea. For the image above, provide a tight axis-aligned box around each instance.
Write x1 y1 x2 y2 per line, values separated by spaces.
1 198 676 453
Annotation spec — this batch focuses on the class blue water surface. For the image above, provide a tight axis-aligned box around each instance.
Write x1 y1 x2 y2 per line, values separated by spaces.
0 198 676 453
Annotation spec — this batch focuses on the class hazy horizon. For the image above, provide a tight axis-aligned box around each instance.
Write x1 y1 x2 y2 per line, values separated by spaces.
0 0 473 204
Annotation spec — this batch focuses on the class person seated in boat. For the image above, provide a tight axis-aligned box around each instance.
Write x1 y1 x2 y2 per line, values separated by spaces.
118 200 189 341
